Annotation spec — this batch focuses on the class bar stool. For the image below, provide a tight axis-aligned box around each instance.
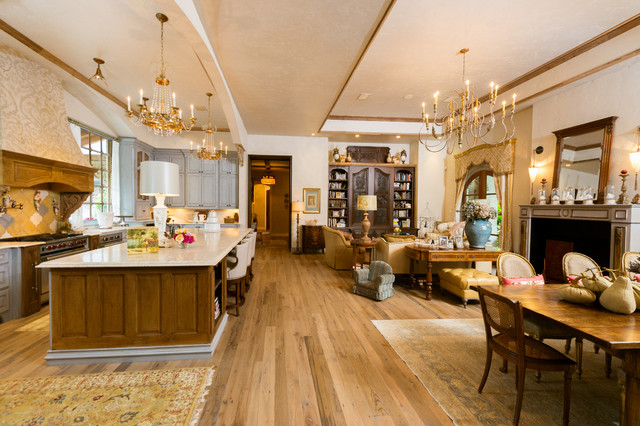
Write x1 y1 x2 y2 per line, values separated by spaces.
227 242 249 316
243 232 257 289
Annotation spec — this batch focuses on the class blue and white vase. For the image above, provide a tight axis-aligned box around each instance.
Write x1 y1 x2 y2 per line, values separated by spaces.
464 219 491 248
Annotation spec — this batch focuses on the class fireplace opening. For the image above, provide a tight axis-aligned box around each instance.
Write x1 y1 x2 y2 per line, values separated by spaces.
530 218 611 281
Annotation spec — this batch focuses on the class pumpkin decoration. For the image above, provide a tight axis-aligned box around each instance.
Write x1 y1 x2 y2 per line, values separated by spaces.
599 275 636 314
580 267 612 293
559 284 596 304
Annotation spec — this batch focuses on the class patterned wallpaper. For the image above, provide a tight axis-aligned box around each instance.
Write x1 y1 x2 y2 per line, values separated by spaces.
0 45 90 168
0 189 60 238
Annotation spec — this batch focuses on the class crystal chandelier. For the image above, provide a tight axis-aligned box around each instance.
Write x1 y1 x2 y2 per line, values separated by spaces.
418 48 516 154
126 13 196 136
190 92 228 160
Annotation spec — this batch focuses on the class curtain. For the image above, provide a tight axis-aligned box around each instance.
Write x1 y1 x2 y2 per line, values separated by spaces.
454 140 516 250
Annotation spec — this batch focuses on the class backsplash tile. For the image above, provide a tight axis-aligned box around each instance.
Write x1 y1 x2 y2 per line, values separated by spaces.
0 189 59 238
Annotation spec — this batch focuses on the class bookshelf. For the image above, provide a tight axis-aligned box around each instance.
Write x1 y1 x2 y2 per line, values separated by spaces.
393 169 413 229
328 167 349 228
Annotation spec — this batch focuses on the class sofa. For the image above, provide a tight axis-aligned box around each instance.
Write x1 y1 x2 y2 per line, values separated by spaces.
322 226 354 270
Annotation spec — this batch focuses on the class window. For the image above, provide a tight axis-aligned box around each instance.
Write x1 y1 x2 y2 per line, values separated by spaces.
71 124 114 220
461 170 500 242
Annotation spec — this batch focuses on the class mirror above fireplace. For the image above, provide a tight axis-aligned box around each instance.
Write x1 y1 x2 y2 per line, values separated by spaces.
552 116 617 201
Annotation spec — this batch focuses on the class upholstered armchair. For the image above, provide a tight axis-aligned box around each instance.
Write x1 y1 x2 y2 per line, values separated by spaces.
321 226 354 270
353 261 395 301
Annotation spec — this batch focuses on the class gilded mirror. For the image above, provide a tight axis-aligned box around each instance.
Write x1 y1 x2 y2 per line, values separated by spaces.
552 116 617 201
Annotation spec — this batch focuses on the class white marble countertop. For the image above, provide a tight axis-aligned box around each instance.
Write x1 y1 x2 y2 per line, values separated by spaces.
81 227 129 236
38 227 251 269
0 241 45 249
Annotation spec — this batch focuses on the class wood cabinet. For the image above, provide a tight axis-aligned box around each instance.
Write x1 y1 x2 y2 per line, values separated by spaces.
0 250 10 322
328 163 415 234
302 225 325 253
21 245 41 317
119 138 153 221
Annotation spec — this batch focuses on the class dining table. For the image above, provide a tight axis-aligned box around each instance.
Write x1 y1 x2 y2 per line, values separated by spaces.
479 284 640 425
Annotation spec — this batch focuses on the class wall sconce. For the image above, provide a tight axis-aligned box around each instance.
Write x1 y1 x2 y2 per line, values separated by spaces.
528 146 543 196
631 127 640 194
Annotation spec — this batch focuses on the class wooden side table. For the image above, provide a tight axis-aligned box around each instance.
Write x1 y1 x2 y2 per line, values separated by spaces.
301 225 325 253
352 239 377 269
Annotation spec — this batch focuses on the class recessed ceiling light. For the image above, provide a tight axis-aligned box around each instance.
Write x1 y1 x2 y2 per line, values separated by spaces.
357 93 371 100
311 133 315 136
403 94 414 100
355 134 360 138
396 135 401 139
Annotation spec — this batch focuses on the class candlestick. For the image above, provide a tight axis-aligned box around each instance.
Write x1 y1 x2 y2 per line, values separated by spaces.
618 172 630 204
422 102 425 119
190 141 193 150
172 92 176 107
127 96 131 111
139 89 143 105
465 80 469 99
190 104 194 119
225 145 228 155
502 101 506 117
490 82 494 101
494 84 499 100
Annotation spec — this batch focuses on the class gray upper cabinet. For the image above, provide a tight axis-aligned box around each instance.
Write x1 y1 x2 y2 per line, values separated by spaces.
186 155 219 208
218 153 239 208
119 138 153 221
154 150 186 207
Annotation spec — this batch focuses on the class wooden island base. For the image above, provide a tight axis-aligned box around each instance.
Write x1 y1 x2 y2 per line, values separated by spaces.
46 262 227 364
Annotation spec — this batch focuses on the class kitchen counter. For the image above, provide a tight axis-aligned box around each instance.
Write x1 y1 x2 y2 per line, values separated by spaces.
80 227 129 236
39 228 249 269
41 227 251 364
0 241 45 249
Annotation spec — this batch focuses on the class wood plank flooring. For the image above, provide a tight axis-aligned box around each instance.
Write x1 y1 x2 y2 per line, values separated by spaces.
0 241 482 425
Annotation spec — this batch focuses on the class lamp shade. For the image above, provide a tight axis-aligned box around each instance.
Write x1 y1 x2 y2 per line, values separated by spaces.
357 195 377 211
528 166 538 182
140 161 180 196
292 201 304 212
631 149 640 172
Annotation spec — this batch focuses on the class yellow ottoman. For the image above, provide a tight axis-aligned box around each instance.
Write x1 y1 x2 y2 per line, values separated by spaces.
439 268 499 308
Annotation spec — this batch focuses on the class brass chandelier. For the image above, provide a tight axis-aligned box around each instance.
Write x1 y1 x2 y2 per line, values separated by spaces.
190 92 228 161
126 13 195 136
418 48 516 154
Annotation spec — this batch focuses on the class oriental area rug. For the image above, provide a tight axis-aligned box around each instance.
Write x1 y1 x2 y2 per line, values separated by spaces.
0 367 213 425
373 318 621 425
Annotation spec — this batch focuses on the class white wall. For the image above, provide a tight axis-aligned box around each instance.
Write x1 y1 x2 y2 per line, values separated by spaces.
530 58 640 198
241 134 329 246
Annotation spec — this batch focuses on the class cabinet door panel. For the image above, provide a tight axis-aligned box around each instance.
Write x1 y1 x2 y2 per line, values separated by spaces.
202 174 218 207
186 157 202 173
350 167 369 226
202 160 218 175
171 155 185 172
221 157 238 174
167 174 185 207
373 168 391 227
186 174 203 207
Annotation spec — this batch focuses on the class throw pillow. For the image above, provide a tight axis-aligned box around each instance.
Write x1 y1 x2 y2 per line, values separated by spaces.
384 234 416 242
631 273 640 282
448 221 466 237
339 230 354 242
501 274 545 286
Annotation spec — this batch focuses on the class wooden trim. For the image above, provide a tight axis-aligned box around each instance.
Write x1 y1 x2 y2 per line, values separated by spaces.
329 161 415 167
1 150 96 192
562 143 602 152
318 0 397 133
327 115 422 123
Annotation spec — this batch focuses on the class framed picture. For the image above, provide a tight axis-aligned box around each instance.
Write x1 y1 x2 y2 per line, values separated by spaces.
438 236 449 248
303 188 321 214
453 236 464 249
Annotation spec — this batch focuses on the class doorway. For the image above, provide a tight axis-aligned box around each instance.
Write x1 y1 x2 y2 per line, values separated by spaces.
248 155 292 249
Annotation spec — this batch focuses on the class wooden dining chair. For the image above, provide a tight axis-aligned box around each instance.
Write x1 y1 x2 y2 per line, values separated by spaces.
497 252 583 379
477 286 576 425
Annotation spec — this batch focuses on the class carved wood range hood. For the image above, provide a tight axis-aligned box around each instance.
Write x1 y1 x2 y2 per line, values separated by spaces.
0 46 95 218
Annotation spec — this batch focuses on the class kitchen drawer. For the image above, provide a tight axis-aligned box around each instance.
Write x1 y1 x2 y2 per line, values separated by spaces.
0 250 8 265
0 287 9 314
0 264 8 287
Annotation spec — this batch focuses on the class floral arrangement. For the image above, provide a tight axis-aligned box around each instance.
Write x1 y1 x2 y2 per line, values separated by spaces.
174 229 196 247
461 201 497 222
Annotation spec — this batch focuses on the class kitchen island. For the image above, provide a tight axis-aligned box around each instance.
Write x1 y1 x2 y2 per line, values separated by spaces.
38 227 250 364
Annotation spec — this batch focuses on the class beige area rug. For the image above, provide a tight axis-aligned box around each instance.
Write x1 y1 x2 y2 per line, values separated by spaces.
373 318 621 425
0 367 213 425
15 314 49 331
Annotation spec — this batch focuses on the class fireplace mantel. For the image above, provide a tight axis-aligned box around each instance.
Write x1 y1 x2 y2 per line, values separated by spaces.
519 204 640 271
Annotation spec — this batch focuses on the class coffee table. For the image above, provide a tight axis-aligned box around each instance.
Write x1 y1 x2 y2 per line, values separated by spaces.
403 245 503 300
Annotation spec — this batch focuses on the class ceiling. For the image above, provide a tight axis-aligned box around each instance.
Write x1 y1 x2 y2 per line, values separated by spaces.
0 0 638 142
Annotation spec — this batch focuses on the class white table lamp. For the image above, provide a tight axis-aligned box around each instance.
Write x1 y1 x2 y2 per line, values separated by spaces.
140 161 180 247
356 195 377 242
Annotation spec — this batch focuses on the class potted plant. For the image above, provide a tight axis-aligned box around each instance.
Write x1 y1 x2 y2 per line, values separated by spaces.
400 149 407 164
332 147 340 162
461 201 497 248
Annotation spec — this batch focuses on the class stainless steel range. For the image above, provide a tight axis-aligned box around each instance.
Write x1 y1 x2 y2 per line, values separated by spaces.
7 233 91 303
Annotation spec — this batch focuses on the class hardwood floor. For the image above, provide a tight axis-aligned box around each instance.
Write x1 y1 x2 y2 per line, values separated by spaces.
0 241 482 425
